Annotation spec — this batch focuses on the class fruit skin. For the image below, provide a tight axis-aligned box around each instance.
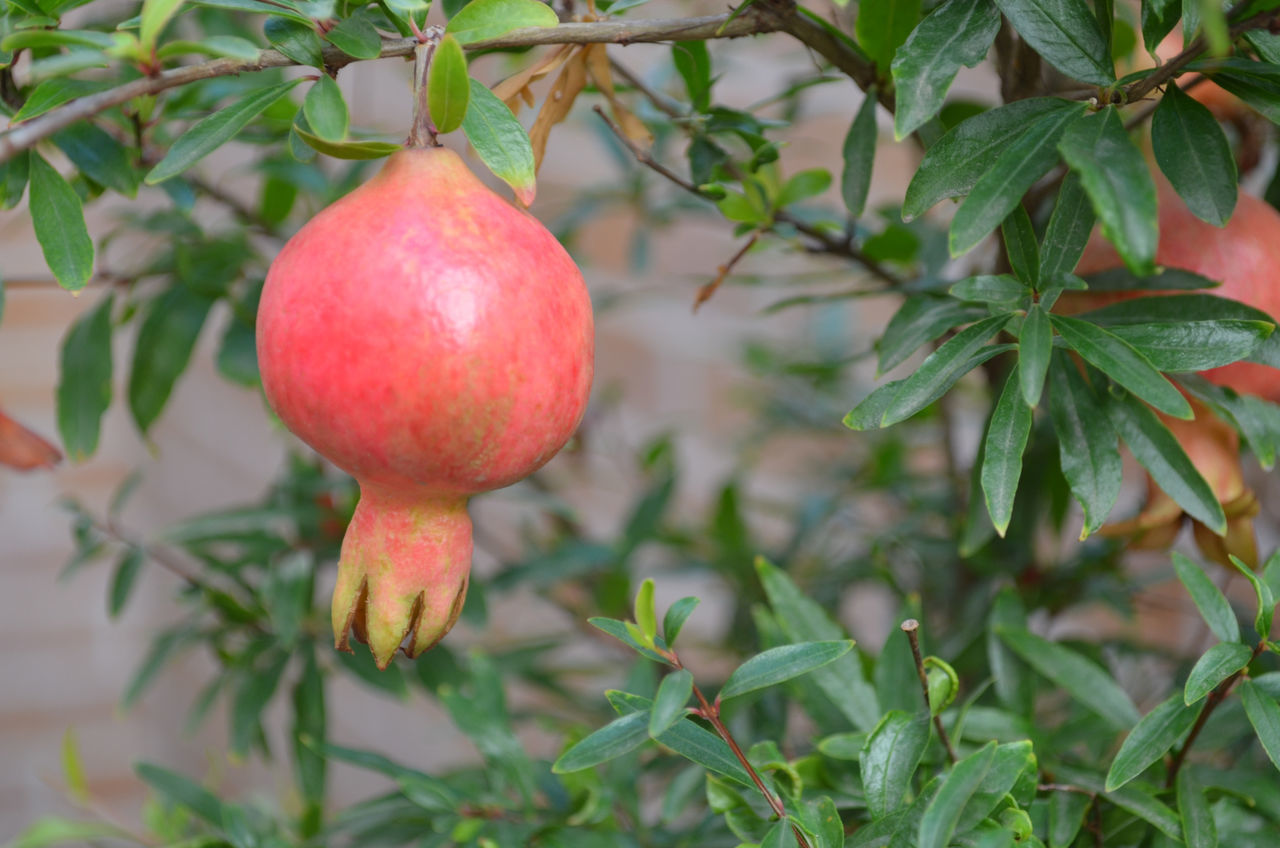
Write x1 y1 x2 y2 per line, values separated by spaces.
1063 185 1278 566
1067 186 1280 403
257 147 593 667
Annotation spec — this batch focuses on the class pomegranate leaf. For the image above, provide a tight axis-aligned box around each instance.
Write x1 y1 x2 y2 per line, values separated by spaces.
56 294 113 462
461 78 536 206
1058 106 1158 276
982 366 1032 536
949 105 1084 257
146 79 303 183
1104 693 1201 790
855 0 921 74
1152 82 1237 227
842 89 877 218
1050 314 1191 418
990 0 1114 84
302 75 348 143
127 287 215 435
28 152 93 291
292 125 400 159
1047 351 1122 537
323 12 381 59
1040 170 1094 282
444 0 557 45
1105 391 1225 533
891 0 1001 140
427 34 469 134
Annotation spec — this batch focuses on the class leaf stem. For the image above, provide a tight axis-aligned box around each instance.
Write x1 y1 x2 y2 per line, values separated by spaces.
408 34 442 149
666 649 811 848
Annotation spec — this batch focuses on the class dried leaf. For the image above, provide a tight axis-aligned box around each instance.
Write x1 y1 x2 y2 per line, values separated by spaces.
585 44 652 147
529 48 590 169
493 45 575 112
0 407 63 471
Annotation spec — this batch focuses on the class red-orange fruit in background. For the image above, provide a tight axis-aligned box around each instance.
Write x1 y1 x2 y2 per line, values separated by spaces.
1065 186 1280 403
257 147 594 668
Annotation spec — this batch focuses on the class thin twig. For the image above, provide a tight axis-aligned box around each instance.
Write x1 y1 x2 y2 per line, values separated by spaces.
902 619 957 763
0 11 781 164
666 649 811 848
591 105 902 286
694 231 760 310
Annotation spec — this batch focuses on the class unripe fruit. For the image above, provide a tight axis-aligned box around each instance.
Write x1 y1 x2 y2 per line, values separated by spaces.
257 147 593 667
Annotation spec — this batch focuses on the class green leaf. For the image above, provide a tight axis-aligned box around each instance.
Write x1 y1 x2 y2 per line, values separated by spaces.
60 730 88 804
607 691 755 786
1019 304 1052 406
876 296 982 373
663 596 699 646
1 29 116 50
12 80 110 123
1058 106 1157 275
427 33 469 134
1240 680 1280 773
1172 552 1241 644
720 641 854 700
28 153 93 291
634 577 657 641
842 91 878 218
140 0 184 51
230 650 288 756
147 79 303 183
1106 320 1272 372
989 0 1115 84
671 40 711 112
777 168 831 208
903 97 1079 221
855 0 922 72
264 16 322 66
987 588 1034 716
649 669 693 737
53 122 139 197
892 0 1000 139
303 75 348 142
1184 642 1252 705
1001 204 1040 286
265 550 312 645
1151 82 1236 227
292 126 400 159
949 274 1027 305
445 0 558 44
324 13 382 59
135 762 225 824
292 646 327 813
950 105 1086 256
1105 693 1201 790
982 366 1032 536
1048 788 1091 848
57 295 113 462
1050 313 1191 418
850 344 1016 432
917 741 997 848
997 627 1141 729
1227 554 1275 639
589 617 671 664
1040 170 1095 282
460 78 536 206
756 558 880 730
107 547 144 618
554 710 650 772
882 314 1011 426
0 150 30 210
1104 392 1227 534
156 35 262 60
1178 375 1280 470
861 710 931 819
1176 768 1217 848
127 287 214 435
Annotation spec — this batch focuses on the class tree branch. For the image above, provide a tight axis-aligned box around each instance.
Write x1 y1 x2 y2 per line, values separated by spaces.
0 10 781 164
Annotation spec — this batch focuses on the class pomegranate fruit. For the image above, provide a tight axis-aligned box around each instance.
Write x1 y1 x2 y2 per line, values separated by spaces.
1066 184 1280 402
1062 184 1279 566
257 147 593 667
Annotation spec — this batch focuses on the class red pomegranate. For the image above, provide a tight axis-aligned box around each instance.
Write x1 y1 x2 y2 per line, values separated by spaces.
1068 185 1280 402
1065 184 1278 566
257 147 593 667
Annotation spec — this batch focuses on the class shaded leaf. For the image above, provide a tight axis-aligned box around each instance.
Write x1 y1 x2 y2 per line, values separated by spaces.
1105 693 1201 790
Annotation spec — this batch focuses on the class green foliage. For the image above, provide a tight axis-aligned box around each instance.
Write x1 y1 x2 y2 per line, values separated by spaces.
8 1 1280 847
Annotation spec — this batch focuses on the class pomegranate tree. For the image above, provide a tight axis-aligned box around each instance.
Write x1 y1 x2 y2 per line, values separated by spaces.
257 144 593 668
